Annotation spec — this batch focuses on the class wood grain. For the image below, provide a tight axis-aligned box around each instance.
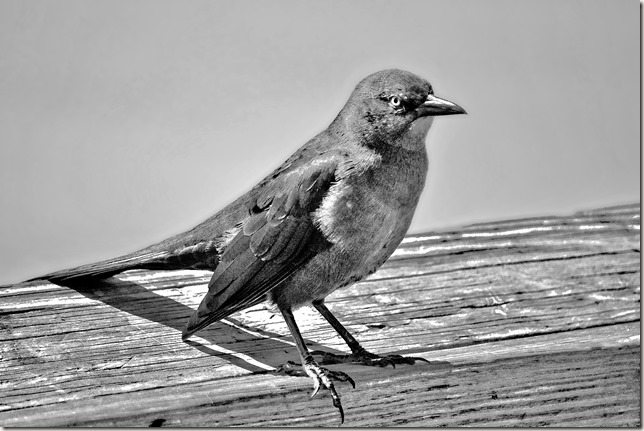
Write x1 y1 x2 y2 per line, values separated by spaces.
0 203 639 426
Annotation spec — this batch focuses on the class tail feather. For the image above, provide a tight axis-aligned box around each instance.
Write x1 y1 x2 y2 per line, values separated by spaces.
28 251 171 283
27 239 222 284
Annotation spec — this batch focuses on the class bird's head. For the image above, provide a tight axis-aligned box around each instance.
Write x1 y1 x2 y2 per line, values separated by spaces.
331 69 466 149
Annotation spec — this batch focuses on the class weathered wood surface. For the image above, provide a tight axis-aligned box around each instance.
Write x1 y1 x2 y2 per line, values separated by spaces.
0 203 640 427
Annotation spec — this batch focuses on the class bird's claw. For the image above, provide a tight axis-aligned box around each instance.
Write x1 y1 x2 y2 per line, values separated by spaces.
365 353 430 368
275 357 354 424
275 360 356 388
311 348 430 369
303 355 354 424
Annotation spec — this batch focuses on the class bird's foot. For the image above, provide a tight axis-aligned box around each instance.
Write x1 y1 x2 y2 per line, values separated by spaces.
311 347 430 368
274 357 355 424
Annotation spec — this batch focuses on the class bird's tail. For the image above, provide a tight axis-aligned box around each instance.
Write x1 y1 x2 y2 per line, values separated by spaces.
26 250 172 284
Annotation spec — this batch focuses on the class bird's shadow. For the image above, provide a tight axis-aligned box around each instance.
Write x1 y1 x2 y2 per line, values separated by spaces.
55 273 339 374
55 272 450 375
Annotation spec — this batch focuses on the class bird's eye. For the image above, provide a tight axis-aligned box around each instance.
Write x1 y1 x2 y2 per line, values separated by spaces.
389 96 402 108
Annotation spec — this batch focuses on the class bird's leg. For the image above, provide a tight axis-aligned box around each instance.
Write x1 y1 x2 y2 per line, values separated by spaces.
275 306 355 424
311 300 430 368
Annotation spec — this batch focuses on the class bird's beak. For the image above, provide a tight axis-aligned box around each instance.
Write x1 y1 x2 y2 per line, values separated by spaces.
418 94 467 116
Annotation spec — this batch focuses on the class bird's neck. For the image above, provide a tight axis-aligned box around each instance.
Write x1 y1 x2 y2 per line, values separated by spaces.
397 116 434 151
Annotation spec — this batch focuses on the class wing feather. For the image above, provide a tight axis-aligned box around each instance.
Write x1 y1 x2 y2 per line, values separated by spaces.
182 155 337 338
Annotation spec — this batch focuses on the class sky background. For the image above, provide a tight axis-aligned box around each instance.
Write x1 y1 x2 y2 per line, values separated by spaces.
0 0 639 283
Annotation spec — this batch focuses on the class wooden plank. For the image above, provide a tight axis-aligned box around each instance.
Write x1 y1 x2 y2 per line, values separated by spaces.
0 203 640 426
1 342 638 427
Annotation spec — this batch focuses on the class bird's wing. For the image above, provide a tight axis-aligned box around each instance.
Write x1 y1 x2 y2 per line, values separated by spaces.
182 154 337 338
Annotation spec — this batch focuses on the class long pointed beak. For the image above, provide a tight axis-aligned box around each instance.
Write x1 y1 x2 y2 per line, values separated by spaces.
418 94 467 116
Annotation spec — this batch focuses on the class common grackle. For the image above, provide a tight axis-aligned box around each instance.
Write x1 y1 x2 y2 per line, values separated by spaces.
31 69 466 423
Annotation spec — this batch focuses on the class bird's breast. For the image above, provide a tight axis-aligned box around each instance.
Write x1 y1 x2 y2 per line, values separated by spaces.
313 145 429 276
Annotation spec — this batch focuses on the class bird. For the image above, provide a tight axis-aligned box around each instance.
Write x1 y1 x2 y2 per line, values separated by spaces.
29 69 466 423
